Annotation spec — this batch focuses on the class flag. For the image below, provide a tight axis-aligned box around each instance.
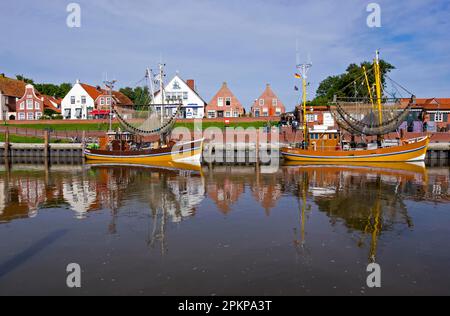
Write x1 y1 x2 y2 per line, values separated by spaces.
295 73 302 79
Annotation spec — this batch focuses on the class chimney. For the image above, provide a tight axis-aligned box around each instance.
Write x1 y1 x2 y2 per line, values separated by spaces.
187 79 195 91
222 82 228 88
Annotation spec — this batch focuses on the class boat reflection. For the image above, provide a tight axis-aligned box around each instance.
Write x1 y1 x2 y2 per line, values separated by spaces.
0 161 449 259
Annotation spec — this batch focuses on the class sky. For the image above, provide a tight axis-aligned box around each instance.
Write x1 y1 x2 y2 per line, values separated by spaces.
1 0 449 111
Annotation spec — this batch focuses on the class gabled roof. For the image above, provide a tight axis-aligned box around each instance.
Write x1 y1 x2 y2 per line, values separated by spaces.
401 97 450 110
0 75 26 97
78 82 133 105
80 83 103 100
155 75 207 105
41 95 62 113
207 82 243 108
252 84 285 107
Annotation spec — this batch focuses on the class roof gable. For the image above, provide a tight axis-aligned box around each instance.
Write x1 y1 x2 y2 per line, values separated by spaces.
208 82 243 107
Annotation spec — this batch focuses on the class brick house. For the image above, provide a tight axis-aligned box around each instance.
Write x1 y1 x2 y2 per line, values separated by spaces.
250 84 286 117
16 84 61 120
206 82 245 118
0 74 26 121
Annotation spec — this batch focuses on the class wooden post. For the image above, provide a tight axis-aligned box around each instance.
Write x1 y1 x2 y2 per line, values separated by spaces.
4 127 10 159
44 129 49 160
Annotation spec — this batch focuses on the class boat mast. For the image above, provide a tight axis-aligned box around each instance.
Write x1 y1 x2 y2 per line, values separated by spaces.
297 61 312 147
104 79 117 133
159 63 165 125
374 51 383 125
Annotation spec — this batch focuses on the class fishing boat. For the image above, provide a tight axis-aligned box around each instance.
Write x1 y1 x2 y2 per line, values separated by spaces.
84 64 203 165
281 51 430 163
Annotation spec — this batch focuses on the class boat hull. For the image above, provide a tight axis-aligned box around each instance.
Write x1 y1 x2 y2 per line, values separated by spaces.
281 137 429 163
85 139 203 165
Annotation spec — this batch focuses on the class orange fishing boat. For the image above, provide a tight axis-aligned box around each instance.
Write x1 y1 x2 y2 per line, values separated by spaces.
281 51 430 163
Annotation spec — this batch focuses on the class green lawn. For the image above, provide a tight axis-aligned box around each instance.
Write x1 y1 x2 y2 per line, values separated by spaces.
6 122 119 131
5 121 278 132
0 134 71 144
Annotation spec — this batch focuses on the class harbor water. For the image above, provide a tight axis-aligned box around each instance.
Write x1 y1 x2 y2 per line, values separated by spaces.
0 161 449 295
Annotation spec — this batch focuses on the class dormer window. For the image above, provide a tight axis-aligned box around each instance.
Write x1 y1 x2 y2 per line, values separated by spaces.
259 99 264 106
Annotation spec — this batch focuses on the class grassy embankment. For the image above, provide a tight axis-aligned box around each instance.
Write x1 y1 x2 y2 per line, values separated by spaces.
0 134 71 143
6 121 278 131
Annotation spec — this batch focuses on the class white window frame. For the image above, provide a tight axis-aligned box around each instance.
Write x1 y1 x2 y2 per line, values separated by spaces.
435 112 444 122
26 99 33 110
20 102 25 110
273 99 278 106
70 96 75 105
259 99 264 106
225 111 231 118
19 112 25 120
81 96 86 105
35 112 42 120
218 97 224 107
27 112 34 120
106 97 111 105
208 110 216 118
35 101 40 110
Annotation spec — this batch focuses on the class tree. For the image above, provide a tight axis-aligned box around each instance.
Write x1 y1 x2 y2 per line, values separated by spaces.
314 60 395 103
16 75 34 84
120 86 151 106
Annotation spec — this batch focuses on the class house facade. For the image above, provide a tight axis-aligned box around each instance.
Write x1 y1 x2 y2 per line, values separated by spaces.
153 75 206 119
250 84 286 117
61 80 132 120
0 74 26 121
206 82 245 118
16 84 62 121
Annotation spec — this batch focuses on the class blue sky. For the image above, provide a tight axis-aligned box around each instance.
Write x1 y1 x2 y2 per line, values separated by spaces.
1 0 449 111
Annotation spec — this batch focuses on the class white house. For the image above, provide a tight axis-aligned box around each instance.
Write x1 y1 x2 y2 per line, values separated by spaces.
61 80 97 120
153 75 206 119
61 80 132 120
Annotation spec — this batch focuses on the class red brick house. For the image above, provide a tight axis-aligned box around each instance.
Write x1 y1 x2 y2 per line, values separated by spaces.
16 84 61 121
250 84 285 117
206 82 245 118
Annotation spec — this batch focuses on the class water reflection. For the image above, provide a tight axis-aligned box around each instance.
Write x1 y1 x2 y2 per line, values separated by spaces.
1 162 449 252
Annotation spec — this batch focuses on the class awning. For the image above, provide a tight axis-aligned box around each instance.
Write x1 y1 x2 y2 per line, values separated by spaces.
90 110 111 115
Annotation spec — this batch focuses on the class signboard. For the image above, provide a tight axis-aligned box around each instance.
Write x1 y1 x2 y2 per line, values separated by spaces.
323 112 335 127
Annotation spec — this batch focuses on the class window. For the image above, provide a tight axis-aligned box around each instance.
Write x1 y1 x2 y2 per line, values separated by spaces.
218 97 224 107
36 112 42 120
81 96 86 104
183 92 188 100
306 114 316 122
259 99 264 106
19 113 25 120
193 108 199 117
263 108 269 117
234 111 239 117
208 111 216 118
225 112 231 117
273 99 278 106
27 94 32 99
106 97 111 105
27 112 34 120
226 97 231 106
435 112 444 122
275 108 281 115
100 98 105 105
35 101 40 110
26 99 33 110
254 110 260 117
20 102 25 110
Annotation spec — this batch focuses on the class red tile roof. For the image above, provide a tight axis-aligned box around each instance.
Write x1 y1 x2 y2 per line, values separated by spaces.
207 82 244 113
0 75 26 97
80 83 104 100
251 84 286 115
79 83 133 106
